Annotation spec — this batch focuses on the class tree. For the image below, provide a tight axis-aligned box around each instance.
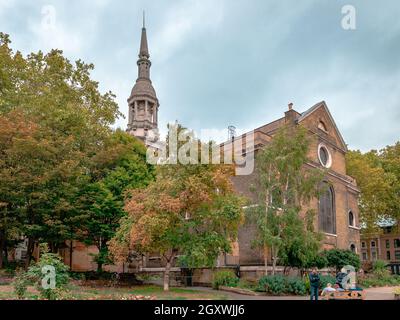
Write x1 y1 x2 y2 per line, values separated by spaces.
323 249 361 272
346 146 399 232
76 131 155 272
250 124 325 275
0 33 122 268
109 125 244 291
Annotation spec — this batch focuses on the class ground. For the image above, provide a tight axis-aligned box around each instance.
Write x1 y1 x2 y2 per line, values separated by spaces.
0 278 398 300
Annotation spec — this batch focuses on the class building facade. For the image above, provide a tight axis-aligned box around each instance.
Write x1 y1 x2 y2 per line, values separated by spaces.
224 102 362 266
361 224 400 263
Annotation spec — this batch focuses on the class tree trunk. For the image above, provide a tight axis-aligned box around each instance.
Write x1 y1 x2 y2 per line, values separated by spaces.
163 253 175 292
25 238 35 270
0 231 4 269
4 245 8 266
272 257 277 276
271 246 278 276
69 240 73 270
263 247 269 276
164 260 171 291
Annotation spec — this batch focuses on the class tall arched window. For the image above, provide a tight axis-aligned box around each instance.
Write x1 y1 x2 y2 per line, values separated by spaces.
349 211 355 227
319 183 336 234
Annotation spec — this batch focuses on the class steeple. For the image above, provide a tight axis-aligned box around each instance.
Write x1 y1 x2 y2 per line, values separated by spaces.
127 14 160 145
139 12 149 59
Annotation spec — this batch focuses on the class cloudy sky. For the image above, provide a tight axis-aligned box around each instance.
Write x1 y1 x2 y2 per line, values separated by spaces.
1 0 399 151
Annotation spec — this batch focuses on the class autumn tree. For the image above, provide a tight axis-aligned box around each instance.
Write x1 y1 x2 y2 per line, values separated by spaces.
110 125 244 291
250 124 324 275
346 142 400 232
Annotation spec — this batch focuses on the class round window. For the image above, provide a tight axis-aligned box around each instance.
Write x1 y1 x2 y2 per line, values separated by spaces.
318 144 332 168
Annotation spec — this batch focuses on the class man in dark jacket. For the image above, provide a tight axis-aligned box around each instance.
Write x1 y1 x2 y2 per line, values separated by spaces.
309 268 320 301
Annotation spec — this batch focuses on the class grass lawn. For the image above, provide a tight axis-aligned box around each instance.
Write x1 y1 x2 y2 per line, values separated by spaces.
0 280 228 300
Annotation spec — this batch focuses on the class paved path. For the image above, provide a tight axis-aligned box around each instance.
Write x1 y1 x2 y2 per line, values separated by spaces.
190 286 400 300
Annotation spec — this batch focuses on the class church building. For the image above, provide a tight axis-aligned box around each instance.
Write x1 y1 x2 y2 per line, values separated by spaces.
53 19 361 275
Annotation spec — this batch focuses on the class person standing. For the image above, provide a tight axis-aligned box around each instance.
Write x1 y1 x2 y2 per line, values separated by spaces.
309 268 321 301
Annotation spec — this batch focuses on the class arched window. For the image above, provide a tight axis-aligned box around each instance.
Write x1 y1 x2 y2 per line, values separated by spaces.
319 183 336 234
318 121 328 132
350 244 356 253
349 211 355 227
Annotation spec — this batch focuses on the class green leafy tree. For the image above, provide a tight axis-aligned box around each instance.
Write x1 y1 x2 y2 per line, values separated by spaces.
323 249 361 272
77 130 154 272
0 33 123 267
250 124 325 275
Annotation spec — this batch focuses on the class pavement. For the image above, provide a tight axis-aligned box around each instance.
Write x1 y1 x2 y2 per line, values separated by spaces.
190 286 400 300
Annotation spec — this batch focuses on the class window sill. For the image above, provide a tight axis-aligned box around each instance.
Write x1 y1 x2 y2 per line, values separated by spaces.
323 232 337 237
349 225 361 231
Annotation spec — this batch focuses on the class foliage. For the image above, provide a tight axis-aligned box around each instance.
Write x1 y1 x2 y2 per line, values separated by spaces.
250 124 325 274
257 275 288 295
346 144 400 231
319 275 336 290
358 274 400 288
323 249 361 272
13 244 70 299
286 277 307 295
372 260 389 277
0 33 154 269
109 124 244 291
212 270 239 290
394 288 400 295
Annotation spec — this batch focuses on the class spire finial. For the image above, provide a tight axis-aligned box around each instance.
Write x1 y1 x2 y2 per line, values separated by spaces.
143 10 146 29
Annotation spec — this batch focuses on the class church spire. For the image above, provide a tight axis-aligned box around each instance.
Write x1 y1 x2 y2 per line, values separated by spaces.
139 11 149 59
127 13 159 145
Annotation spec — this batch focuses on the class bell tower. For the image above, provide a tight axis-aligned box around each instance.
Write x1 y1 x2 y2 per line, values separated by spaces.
127 13 159 144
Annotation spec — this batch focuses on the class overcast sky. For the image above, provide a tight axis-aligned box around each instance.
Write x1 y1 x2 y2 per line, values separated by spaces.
1 0 399 151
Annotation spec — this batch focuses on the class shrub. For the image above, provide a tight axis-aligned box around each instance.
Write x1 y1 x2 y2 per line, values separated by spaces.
257 275 287 295
319 275 336 290
359 274 400 288
12 244 70 300
13 272 30 299
286 277 307 295
372 260 389 277
212 270 239 290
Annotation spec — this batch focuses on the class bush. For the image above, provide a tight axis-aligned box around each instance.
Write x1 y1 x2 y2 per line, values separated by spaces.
372 260 389 277
257 275 287 295
12 244 70 300
359 274 400 288
212 270 239 290
286 277 307 295
319 275 336 290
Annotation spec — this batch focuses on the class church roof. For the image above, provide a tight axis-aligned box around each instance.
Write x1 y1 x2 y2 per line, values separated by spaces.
298 101 347 151
130 79 158 100
221 101 348 152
